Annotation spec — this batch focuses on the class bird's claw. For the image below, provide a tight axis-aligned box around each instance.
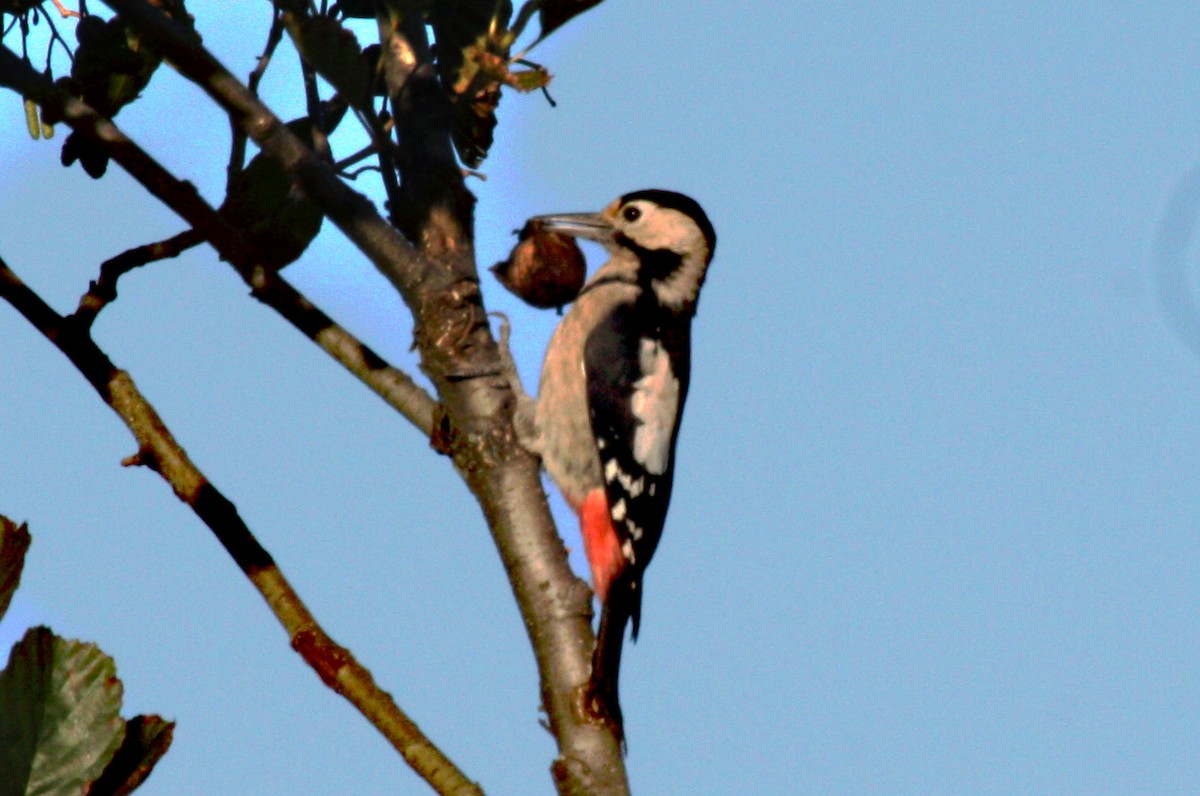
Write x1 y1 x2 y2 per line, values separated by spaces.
491 311 525 393
490 312 541 455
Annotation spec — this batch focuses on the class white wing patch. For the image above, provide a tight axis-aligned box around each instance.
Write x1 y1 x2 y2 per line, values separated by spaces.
630 338 679 475
603 453 645 496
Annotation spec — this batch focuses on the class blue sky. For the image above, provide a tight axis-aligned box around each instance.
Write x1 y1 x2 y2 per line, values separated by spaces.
3 2 1200 794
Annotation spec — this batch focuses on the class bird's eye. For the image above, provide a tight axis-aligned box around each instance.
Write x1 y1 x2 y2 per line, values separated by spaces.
622 205 642 222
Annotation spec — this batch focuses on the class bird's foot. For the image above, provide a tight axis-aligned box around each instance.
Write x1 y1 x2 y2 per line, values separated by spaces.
577 679 626 754
491 312 541 454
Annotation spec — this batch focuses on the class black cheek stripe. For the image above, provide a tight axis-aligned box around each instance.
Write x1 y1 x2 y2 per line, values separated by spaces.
614 233 684 282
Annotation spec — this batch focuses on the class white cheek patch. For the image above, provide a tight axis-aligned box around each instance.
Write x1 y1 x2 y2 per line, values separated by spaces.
630 338 678 475
627 205 700 253
652 250 708 310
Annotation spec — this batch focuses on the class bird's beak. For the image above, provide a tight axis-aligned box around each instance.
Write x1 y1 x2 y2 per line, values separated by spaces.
530 211 614 244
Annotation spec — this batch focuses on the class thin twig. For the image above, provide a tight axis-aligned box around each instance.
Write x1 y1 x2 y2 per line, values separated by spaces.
0 45 437 436
70 229 203 329
0 257 482 796
342 163 381 180
49 0 82 18
248 10 284 98
332 140 380 172
41 11 75 68
345 100 404 217
231 10 286 179
349 104 404 160
298 53 334 160
14 0 631 789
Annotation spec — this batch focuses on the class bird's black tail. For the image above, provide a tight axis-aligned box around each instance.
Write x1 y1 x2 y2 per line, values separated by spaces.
587 582 641 746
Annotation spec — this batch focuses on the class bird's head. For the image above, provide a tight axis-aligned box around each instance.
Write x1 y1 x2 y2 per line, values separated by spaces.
533 190 716 311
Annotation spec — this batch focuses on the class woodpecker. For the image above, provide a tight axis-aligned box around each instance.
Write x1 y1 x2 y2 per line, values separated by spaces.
504 189 716 740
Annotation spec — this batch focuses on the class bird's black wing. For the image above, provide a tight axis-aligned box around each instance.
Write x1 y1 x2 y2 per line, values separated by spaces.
583 300 691 634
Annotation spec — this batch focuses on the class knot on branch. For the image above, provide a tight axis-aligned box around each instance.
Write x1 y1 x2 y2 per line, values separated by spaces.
121 445 158 470
416 277 490 373
292 629 351 690
244 110 278 144
551 750 619 795
430 403 525 475
429 404 455 455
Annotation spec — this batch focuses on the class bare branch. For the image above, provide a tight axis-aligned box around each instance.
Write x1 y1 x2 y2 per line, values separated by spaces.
333 139 381 172
10 0 631 787
373 9 630 793
0 256 483 796
101 1 437 307
298 48 330 157
49 0 82 19
70 229 203 330
230 9 287 179
0 45 437 436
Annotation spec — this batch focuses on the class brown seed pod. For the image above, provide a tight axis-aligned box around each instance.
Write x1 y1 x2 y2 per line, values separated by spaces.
491 219 586 312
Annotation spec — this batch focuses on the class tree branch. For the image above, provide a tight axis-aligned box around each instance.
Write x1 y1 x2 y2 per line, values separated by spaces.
143 0 626 786
70 229 203 330
0 256 482 796
372 14 629 788
229 8 286 179
12 0 631 788
0 44 437 437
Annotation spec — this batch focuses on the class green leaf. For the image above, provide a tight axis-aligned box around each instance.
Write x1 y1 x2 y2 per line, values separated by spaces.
60 130 110 178
0 517 30 624
430 0 514 167
0 628 126 796
284 13 372 109
219 116 334 270
537 0 604 38
0 1 44 16
331 0 376 17
69 15 162 118
506 65 551 92
430 0 513 83
59 5 198 178
86 715 175 796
